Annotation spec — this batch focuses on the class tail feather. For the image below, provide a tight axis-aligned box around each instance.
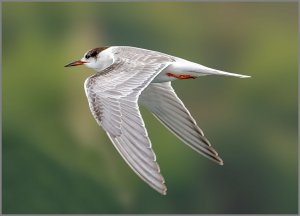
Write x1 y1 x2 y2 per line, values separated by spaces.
204 68 251 78
196 64 251 78
168 60 251 79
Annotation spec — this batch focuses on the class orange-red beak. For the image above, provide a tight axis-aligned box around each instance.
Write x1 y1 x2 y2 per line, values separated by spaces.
64 60 86 67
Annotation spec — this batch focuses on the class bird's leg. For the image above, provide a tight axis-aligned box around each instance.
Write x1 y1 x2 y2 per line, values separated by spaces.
167 73 196 79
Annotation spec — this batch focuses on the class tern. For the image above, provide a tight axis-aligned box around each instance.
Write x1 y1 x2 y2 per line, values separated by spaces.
65 46 250 195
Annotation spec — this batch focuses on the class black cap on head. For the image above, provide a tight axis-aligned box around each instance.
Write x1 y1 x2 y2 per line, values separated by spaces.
85 46 109 59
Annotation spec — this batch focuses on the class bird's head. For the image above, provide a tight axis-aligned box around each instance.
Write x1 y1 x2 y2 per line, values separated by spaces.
65 46 111 71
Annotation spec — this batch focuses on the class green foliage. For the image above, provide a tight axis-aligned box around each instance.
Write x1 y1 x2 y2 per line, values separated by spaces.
3 2 297 213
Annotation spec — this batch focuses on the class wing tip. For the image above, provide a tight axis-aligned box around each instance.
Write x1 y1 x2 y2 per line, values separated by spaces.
152 181 167 195
218 159 224 166
207 149 224 166
213 153 224 166
160 185 168 195
162 188 167 195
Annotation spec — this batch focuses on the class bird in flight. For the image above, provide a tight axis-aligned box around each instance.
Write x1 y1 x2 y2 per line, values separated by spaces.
65 46 250 195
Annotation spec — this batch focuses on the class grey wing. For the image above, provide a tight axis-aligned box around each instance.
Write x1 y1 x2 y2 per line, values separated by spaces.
105 104 166 194
84 52 173 194
139 82 223 165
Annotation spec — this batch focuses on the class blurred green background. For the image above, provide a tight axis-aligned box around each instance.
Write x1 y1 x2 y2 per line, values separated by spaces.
3 2 297 214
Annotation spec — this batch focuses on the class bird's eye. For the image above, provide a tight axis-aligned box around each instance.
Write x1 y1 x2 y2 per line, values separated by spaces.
85 54 91 59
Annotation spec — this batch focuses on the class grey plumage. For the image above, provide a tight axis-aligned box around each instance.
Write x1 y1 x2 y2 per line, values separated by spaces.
65 46 250 195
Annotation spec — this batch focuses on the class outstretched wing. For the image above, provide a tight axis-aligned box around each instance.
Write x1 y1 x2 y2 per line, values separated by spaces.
84 47 174 194
139 82 223 165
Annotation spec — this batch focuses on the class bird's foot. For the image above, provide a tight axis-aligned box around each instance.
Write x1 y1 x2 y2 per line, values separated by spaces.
167 73 196 79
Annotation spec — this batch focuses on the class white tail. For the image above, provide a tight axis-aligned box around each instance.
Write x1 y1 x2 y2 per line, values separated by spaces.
194 63 251 78
203 68 251 78
170 59 251 79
